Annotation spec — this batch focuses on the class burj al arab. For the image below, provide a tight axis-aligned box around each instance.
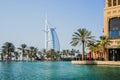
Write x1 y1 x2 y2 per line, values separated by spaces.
44 17 60 51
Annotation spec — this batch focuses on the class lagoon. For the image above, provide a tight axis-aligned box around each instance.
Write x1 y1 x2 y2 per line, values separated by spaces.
0 62 120 80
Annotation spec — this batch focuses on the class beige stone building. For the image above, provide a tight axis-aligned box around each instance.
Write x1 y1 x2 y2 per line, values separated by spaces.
104 0 120 61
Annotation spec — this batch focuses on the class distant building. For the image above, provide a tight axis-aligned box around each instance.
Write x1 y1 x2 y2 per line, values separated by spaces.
48 28 60 51
104 0 120 61
44 18 60 51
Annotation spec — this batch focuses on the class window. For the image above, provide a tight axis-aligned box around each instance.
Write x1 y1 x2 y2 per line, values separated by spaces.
118 0 120 5
109 17 120 39
113 0 117 6
108 0 112 7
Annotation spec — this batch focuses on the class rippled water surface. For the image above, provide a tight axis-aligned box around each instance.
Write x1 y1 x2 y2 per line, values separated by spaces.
0 62 120 80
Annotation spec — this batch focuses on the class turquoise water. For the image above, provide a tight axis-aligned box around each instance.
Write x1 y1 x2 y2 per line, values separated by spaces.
0 62 120 80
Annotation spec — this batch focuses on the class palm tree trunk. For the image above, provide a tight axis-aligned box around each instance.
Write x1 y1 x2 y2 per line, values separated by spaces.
103 46 105 60
22 50 24 61
105 49 109 61
10 52 12 61
106 49 109 61
1 54 4 61
82 42 85 60
8 50 10 61
95 52 96 60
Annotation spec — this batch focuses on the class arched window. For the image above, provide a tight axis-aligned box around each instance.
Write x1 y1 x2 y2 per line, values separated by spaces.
109 17 120 39
118 0 120 5
113 0 117 6
108 0 112 7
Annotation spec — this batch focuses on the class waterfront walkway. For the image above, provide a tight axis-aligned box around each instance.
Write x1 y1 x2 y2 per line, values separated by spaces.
72 61 120 65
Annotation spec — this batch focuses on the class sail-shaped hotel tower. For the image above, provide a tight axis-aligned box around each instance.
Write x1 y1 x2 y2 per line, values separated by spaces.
44 18 60 51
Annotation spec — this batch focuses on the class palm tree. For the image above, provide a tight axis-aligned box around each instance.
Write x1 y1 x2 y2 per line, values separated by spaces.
46 49 60 61
26 49 30 61
0 49 6 61
95 43 103 60
88 42 97 59
87 42 101 60
50 49 55 61
33 48 38 60
18 44 27 61
14 51 19 61
2 42 15 61
38 51 44 60
43 49 47 54
70 28 94 60
76 50 81 60
46 49 54 61
0 53 4 61
66 49 70 57
40 49 47 60
56 51 60 60
98 35 111 60
70 49 76 56
62 50 67 58
29 46 35 61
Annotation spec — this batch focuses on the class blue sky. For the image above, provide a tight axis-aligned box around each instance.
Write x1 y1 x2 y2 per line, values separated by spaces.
0 0 104 51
